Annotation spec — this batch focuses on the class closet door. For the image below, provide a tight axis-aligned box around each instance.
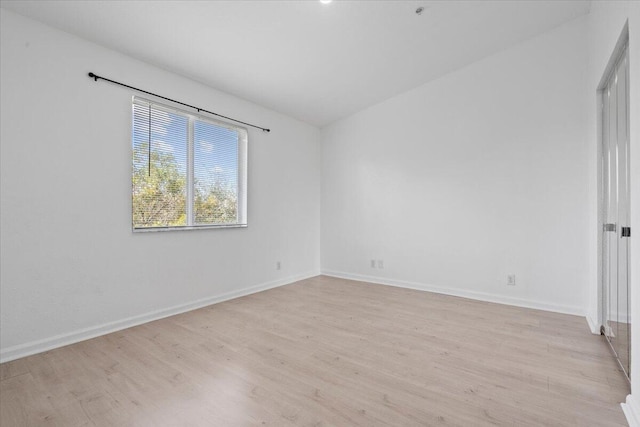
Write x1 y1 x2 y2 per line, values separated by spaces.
601 45 630 378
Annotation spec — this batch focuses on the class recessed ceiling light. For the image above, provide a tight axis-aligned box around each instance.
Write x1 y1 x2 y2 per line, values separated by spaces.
320 0 332 4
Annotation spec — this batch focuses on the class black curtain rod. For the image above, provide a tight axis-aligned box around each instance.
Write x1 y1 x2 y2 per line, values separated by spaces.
87 72 270 132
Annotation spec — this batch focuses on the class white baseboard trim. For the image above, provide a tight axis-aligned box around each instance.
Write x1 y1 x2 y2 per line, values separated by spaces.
0 271 320 364
321 270 584 316
586 315 601 335
622 394 640 427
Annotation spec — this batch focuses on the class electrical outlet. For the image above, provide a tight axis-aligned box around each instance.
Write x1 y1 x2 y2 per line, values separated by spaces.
507 274 516 286
276 261 281 270
377 260 384 269
371 259 376 268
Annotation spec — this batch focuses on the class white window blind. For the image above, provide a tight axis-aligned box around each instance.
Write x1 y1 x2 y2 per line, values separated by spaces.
132 97 248 231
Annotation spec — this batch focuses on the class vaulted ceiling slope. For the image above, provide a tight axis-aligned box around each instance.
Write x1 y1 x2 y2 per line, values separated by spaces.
1 1 590 127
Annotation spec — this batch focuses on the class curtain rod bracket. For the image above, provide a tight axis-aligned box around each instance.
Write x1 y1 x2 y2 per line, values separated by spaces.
86 71 271 132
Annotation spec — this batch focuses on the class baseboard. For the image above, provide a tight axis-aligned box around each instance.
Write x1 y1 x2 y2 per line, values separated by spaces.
321 270 584 316
0 271 320 363
586 315 601 335
622 394 640 427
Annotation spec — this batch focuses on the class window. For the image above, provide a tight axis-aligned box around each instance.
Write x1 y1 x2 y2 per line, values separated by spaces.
132 97 247 231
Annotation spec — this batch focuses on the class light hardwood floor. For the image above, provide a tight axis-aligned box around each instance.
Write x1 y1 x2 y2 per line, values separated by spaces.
0 276 630 426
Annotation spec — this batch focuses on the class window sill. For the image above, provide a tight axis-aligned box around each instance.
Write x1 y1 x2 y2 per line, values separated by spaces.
132 224 248 233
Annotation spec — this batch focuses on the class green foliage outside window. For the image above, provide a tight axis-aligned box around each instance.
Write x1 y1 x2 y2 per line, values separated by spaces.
132 143 237 228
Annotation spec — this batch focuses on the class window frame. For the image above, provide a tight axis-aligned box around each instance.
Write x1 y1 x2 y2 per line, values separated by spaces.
131 96 248 232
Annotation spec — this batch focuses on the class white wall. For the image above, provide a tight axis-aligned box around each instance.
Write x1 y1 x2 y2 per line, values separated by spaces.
321 16 589 315
586 1 640 419
0 9 321 362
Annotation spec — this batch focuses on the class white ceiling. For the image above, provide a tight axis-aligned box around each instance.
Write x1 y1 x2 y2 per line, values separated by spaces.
1 0 590 127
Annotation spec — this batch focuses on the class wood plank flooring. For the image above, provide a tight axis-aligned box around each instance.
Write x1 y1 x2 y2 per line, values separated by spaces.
0 275 630 426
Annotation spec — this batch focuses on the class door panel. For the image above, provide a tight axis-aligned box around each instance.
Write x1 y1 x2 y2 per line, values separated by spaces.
601 45 630 378
614 50 630 373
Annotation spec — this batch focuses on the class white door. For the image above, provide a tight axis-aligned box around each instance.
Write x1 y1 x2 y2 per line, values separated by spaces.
601 43 630 378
